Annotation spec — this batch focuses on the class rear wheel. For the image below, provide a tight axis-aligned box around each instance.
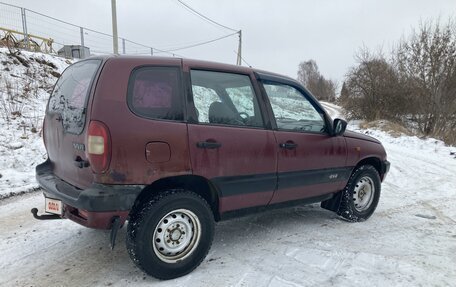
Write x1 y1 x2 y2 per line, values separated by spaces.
126 190 214 280
338 165 381 222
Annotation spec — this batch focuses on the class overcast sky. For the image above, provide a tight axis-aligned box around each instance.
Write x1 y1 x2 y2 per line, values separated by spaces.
3 0 455 83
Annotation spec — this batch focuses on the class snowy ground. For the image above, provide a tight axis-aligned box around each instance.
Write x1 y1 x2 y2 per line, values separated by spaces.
0 104 455 286
0 51 455 286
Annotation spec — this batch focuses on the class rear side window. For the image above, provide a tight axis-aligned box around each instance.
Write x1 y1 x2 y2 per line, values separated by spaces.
48 59 101 134
127 67 183 121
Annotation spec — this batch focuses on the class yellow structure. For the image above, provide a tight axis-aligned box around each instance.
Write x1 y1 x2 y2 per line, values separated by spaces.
0 27 54 53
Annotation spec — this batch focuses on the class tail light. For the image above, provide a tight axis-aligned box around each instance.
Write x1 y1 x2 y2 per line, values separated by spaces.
87 120 111 173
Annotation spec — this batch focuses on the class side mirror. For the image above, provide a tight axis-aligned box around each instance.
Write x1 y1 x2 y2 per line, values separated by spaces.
333 118 347 136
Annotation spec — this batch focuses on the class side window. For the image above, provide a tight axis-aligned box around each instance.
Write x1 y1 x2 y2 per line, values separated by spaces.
225 87 255 117
191 86 219 123
263 83 326 133
127 67 183 121
190 70 264 128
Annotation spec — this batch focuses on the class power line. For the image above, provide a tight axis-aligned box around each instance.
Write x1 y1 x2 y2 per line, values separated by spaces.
164 32 238 52
123 39 184 57
175 0 238 32
0 1 238 60
173 0 242 65
233 50 252 67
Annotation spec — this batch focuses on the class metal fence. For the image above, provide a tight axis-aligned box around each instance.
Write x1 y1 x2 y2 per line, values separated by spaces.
0 2 175 57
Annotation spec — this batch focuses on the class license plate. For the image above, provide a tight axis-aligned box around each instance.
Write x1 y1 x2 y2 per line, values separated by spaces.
45 198 63 215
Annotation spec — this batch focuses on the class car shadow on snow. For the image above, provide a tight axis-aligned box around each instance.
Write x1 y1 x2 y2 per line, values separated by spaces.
32 203 339 285
213 203 339 247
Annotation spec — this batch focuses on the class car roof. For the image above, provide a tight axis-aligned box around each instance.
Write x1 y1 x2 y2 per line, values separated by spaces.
88 54 296 83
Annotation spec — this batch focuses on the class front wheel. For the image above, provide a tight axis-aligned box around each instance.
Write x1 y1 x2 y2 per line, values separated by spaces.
126 190 214 280
338 165 381 222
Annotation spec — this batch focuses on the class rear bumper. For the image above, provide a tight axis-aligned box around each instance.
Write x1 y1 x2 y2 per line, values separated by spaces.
36 159 144 229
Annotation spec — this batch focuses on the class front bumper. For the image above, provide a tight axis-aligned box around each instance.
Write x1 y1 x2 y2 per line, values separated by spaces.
36 159 144 229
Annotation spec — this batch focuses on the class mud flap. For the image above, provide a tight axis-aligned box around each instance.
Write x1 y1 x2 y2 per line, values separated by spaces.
320 191 342 212
110 216 121 250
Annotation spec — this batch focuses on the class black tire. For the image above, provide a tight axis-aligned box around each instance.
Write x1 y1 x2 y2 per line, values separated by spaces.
337 165 381 222
126 189 214 280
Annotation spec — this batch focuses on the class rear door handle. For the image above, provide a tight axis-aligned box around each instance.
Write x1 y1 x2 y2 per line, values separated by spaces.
279 142 298 150
197 141 222 149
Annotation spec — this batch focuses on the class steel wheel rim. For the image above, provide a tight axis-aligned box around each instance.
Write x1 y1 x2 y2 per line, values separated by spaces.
152 209 201 263
353 176 375 212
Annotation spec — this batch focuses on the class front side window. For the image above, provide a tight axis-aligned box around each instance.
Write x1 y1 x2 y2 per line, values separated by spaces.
190 70 263 128
263 83 326 133
127 67 183 121
48 59 101 134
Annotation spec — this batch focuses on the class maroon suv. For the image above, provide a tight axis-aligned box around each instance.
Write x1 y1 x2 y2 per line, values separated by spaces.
34 56 390 279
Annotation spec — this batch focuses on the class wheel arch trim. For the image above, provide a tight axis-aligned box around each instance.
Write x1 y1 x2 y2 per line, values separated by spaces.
130 175 221 220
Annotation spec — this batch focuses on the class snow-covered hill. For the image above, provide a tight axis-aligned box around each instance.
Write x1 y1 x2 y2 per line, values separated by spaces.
0 48 71 198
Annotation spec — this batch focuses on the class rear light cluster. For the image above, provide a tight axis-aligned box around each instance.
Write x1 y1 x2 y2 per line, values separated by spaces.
87 120 111 173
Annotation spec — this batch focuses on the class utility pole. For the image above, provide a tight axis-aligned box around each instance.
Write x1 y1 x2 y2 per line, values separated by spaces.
236 30 242 66
111 0 119 54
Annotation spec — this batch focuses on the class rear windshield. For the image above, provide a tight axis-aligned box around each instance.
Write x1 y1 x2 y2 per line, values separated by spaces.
48 59 101 134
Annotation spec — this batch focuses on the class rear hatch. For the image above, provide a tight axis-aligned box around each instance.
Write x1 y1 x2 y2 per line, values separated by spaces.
44 59 102 189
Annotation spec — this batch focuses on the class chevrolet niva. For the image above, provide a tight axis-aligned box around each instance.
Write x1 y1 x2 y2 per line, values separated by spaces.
33 56 390 279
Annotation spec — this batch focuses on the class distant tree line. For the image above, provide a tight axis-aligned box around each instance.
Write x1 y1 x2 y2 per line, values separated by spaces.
339 19 456 145
297 60 337 102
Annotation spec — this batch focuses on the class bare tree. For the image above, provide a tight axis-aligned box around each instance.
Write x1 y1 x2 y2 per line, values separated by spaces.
341 18 456 145
395 19 456 139
338 81 349 106
342 48 406 121
297 60 337 102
